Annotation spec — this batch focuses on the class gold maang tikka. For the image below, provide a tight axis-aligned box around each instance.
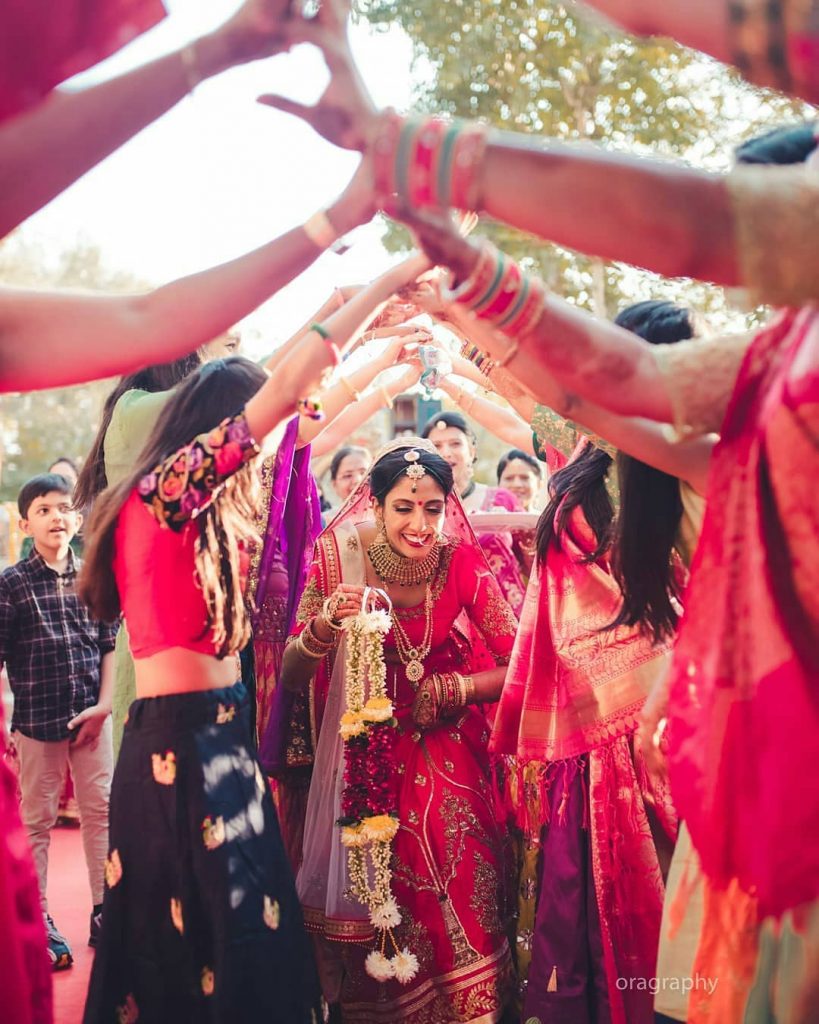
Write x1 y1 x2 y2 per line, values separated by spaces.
403 449 427 493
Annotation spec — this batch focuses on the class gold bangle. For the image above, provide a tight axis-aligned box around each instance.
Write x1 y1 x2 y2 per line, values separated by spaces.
320 599 344 633
180 43 202 93
306 617 336 647
380 385 394 409
296 633 325 660
339 376 361 402
303 211 339 249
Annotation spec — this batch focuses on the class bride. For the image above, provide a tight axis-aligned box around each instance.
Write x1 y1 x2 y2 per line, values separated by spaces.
279 438 518 1023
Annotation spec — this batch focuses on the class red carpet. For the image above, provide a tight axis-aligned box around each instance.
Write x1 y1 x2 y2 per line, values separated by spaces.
48 826 94 1024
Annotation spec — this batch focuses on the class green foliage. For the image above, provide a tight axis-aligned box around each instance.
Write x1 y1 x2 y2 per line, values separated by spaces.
359 0 813 323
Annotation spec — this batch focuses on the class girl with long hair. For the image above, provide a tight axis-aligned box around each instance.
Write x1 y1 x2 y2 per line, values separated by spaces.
75 210 420 1020
75 349 213 757
490 298 702 1024
279 440 518 1023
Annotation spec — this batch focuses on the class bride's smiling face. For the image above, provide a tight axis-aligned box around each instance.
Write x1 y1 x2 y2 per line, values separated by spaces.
375 475 446 560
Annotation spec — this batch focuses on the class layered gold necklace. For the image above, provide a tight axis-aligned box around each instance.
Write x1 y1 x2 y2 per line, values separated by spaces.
390 586 434 684
367 535 442 587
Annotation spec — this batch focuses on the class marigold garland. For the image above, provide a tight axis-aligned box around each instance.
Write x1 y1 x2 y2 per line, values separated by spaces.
337 597 418 984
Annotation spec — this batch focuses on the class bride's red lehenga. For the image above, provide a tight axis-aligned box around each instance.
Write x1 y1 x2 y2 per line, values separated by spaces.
290 506 518 1023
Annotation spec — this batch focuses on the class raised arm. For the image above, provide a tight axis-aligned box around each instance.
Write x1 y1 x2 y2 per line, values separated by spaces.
438 377 534 454
401 210 754 440
0 0 294 237
478 135 737 285
297 329 428 445
309 361 423 458
0 158 374 393
261 5 739 287
245 246 429 444
573 0 732 68
576 0 819 104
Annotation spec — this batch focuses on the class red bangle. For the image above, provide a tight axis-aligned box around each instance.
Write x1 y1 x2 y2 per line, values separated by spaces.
448 123 488 210
372 112 487 212
409 117 448 208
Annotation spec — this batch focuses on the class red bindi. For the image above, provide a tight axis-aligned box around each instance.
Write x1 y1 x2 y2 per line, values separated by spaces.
417 501 425 506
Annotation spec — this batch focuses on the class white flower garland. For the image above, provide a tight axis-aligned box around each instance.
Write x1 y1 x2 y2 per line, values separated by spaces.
339 592 418 984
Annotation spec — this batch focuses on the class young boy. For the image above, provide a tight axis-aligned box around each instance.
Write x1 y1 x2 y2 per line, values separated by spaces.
0 474 117 969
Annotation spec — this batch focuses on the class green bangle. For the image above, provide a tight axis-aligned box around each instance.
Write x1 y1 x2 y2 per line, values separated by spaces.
310 322 330 340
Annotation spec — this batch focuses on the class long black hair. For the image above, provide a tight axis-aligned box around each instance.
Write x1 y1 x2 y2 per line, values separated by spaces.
609 300 696 642
74 352 202 510
535 442 614 565
79 357 267 656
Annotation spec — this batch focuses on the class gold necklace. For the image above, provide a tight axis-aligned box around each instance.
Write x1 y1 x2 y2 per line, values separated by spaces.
390 585 434 684
367 535 442 587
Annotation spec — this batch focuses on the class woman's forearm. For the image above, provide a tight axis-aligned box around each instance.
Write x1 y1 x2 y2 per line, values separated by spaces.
279 638 323 693
475 291 675 425
481 133 739 286
470 666 507 703
576 0 732 65
317 255 431 363
298 355 391 444
441 379 533 453
263 290 345 371
308 385 390 457
1 224 325 392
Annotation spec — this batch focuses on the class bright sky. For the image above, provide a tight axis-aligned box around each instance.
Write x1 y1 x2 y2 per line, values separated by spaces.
19 0 421 357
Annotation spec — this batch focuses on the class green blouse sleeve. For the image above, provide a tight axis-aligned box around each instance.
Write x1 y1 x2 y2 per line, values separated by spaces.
104 389 174 488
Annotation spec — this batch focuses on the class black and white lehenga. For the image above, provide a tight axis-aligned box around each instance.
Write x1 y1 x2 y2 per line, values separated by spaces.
83 682 322 1024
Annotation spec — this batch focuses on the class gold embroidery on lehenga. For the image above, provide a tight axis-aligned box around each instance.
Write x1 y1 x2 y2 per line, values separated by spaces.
105 849 123 888
470 851 504 935
245 454 275 608
200 966 215 996
392 906 435 974
263 895 281 930
295 576 324 624
476 585 518 641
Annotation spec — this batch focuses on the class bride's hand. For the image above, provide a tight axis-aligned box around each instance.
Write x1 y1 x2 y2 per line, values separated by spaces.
321 583 366 627
412 676 439 730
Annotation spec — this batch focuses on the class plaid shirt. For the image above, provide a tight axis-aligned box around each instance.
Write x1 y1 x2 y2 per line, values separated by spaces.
0 548 118 741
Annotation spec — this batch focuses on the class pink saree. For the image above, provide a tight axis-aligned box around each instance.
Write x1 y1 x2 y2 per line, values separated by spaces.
667 307 819 919
492 439 677 1024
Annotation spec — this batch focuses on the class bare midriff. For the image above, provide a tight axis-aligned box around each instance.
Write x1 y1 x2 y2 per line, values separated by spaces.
134 646 240 698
